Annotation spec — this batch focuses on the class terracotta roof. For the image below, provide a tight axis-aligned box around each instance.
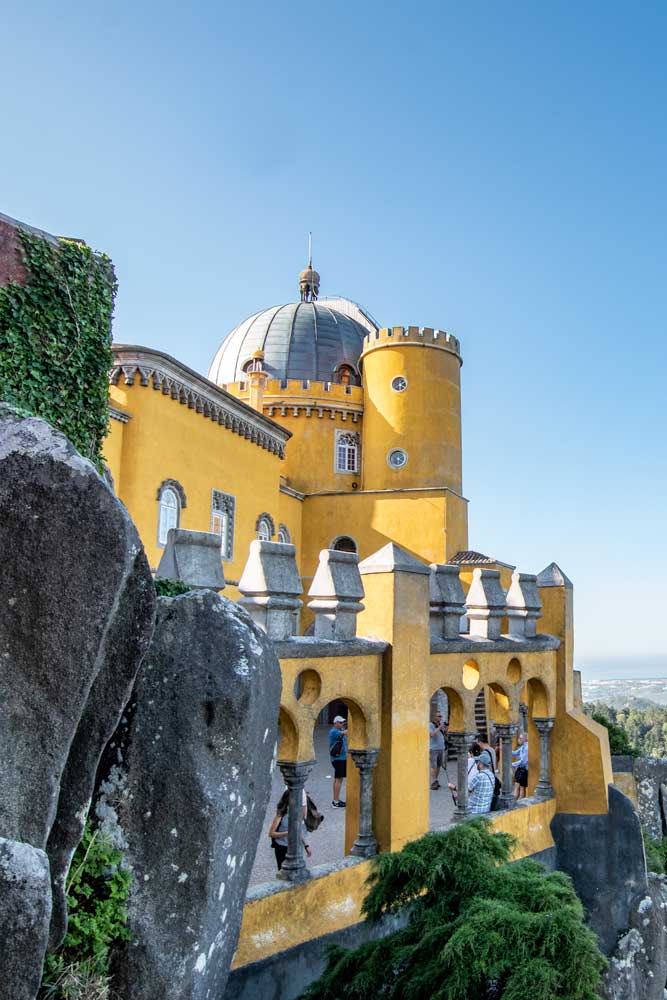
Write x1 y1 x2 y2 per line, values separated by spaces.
449 550 497 565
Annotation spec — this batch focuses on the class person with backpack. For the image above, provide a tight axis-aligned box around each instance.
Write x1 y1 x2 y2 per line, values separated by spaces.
268 789 312 871
467 754 496 814
329 715 348 808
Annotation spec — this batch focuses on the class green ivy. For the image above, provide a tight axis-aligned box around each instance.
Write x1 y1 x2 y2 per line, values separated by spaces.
301 819 607 1000
0 230 116 468
154 578 191 597
40 825 131 998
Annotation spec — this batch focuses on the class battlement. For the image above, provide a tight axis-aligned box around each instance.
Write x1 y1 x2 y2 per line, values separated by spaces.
223 378 364 406
360 325 461 360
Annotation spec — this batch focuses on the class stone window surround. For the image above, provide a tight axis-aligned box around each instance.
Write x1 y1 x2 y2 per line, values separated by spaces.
256 512 275 541
334 430 360 475
211 489 235 561
157 484 180 547
278 523 291 544
330 534 358 554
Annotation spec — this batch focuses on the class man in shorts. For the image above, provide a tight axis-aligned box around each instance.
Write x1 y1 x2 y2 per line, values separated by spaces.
512 733 529 799
329 715 348 808
429 712 446 789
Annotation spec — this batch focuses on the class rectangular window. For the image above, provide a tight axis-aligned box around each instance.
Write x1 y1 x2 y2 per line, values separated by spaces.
211 489 235 561
335 431 360 474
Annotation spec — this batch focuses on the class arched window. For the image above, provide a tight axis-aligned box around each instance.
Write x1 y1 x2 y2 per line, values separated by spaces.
335 431 360 474
278 523 291 544
157 487 179 545
331 535 357 554
256 513 275 541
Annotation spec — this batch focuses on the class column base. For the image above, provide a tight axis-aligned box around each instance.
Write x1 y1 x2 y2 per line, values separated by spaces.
277 864 311 883
351 836 378 858
534 783 554 799
498 794 516 811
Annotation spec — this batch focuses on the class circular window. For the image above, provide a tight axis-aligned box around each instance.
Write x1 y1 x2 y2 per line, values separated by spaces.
391 375 408 392
387 448 408 469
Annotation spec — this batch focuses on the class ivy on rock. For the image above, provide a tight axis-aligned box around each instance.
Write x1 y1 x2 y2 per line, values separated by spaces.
0 230 116 467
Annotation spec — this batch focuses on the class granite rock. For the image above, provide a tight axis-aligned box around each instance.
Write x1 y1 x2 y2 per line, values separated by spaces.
0 837 52 1000
602 874 667 1000
103 590 281 1000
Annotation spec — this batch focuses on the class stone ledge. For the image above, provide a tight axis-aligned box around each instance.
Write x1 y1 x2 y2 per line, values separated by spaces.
245 855 367 903
430 633 560 654
273 636 388 659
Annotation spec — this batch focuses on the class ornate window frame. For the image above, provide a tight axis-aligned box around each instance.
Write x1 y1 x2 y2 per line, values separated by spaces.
278 523 291 544
157 479 186 546
256 512 275 541
211 489 235 561
335 430 360 474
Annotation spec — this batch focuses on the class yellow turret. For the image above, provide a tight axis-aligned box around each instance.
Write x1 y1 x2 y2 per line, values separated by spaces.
359 326 463 492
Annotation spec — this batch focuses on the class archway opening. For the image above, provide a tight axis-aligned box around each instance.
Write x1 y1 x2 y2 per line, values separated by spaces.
428 686 464 832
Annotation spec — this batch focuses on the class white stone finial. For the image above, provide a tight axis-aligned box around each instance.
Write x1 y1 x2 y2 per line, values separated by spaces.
465 568 506 640
155 529 226 591
307 550 364 640
506 570 542 638
429 564 466 639
238 540 302 640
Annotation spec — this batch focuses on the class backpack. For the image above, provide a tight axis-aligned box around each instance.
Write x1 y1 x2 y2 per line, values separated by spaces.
305 794 324 832
330 735 344 759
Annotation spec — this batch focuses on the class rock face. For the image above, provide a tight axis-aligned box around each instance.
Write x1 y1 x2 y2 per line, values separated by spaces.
632 758 667 840
602 874 667 1000
102 591 281 1000
0 407 156 984
0 838 52 1000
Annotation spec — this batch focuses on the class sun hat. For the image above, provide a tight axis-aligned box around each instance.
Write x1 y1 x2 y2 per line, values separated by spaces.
333 715 346 723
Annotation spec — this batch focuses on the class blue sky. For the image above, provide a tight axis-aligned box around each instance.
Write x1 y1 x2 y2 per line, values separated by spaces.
2 2 665 672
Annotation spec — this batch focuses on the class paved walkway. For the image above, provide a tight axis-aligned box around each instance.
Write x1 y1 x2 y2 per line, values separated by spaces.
249 727 457 887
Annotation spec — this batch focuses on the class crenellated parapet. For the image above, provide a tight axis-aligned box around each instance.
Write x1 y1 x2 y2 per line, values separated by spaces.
360 325 462 363
223 377 364 422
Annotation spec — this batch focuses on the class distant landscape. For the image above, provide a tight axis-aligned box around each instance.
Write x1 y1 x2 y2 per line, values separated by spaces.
581 677 667 709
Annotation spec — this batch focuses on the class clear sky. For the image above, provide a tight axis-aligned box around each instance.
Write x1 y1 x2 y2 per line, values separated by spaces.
2 1 665 674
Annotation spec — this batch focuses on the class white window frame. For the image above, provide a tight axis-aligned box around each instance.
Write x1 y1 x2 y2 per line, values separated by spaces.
335 430 360 474
278 523 291 544
157 486 180 546
257 516 273 541
211 489 235 561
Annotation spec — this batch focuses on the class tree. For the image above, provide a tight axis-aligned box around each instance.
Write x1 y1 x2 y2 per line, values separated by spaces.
301 820 606 1000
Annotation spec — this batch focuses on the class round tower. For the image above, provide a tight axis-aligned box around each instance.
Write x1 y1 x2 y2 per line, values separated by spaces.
359 326 463 493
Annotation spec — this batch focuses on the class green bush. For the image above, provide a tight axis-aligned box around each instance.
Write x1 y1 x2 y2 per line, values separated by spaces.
590 711 639 756
642 830 667 875
301 820 607 1000
40 825 131 999
154 578 191 597
0 229 116 468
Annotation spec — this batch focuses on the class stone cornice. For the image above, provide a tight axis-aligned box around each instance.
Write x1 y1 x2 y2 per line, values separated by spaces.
280 483 306 501
110 345 291 458
265 403 362 422
109 405 131 424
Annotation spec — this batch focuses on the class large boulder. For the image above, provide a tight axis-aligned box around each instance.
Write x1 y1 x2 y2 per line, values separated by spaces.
0 837 52 1000
602 874 667 1000
100 591 281 1000
0 407 156 973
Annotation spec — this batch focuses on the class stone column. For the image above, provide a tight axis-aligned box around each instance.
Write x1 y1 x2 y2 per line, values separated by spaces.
277 760 314 882
533 718 555 799
448 732 478 819
519 702 528 737
494 723 518 809
350 749 380 857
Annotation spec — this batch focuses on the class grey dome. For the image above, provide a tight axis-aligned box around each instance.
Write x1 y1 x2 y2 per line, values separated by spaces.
208 302 370 385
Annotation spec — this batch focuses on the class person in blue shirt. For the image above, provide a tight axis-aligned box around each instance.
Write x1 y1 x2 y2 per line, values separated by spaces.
512 734 529 799
329 715 348 808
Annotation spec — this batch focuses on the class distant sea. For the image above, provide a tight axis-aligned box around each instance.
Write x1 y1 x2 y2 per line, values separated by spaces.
577 656 667 682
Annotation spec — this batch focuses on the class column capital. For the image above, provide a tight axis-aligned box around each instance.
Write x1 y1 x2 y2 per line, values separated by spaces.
533 717 555 735
278 759 315 784
447 730 478 749
349 748 380 772
494 722 519 738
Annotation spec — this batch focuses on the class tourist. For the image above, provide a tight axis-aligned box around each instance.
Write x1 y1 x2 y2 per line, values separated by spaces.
468 755 496 814
268 790 312 871
477 731 497 772
429 711 446 789
512 733 529 799
467 741 482 783
329 715 348 808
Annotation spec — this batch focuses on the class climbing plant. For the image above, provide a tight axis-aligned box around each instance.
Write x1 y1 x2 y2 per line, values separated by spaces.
40 824 131 998
301 819 607 1000
154 578 191 597
0 230 116 467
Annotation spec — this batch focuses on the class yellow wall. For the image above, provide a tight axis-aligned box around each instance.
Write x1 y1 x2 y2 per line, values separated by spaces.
360 328 462 493
277 485 304 567
108 383 283 586
613 772 638 807
299 489 468 585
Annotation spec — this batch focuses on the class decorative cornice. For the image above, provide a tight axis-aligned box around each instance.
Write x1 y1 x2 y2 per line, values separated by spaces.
265 403 361 423
109 405 131 424
110 345 291 458
279 483 306 501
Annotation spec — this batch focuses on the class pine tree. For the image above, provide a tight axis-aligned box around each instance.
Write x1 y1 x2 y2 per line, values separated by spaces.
301 819 606 1000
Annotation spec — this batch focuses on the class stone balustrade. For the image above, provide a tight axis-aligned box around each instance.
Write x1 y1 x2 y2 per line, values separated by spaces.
238 540 302 640
307 550 364 640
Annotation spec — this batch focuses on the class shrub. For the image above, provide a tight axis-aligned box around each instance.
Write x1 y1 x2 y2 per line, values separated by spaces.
642 831 667 875
301 820 607 1000
40 825 130 999
0 229 116 468
590 711 639 756
154 578 190 597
